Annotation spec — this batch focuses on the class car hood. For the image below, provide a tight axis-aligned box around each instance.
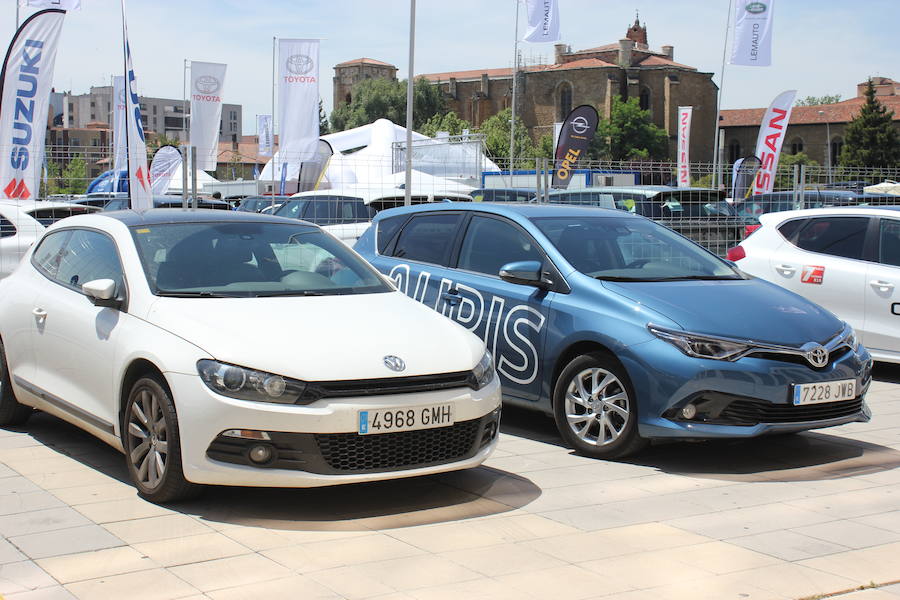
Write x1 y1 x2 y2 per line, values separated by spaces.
600 277 844 346
146 291 483 380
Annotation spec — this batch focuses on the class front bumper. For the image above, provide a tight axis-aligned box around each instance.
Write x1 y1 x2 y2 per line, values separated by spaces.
166 372 501 487
620 339 873 440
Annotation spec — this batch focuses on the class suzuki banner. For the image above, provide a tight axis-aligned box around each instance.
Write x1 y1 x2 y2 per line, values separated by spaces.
752 90 795 195
190 61 226 171
277 39 319 171
120 0 152 210
551 105 598 189
677 106 693 188
0 9 65 200
112 75 126 172
257 114 273 156
149 145 182 195
523 0 560 43
730 0 775 66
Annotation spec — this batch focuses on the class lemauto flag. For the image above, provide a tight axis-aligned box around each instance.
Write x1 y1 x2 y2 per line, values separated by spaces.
19 0 81 10
277 39 319 170
677 106 693 188
522 0 560 43
730 0 775 66
190 61 226 171
0 9 65 200
257 114 273 156
752 90 796 195
120 0 152 210
112 74 127 172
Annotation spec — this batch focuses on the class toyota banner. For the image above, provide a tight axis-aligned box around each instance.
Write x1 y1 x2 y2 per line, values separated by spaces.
277 39 320 171
551 105 598 189
190 61 227 171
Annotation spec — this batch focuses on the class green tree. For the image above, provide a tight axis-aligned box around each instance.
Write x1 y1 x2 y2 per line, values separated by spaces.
148 133 181 151
59 155 88 194
839 80 900 169
589 97 668 161
40 161 62 197
330 77 446 132
776 151 818 189
795 94 842 106
318 99 330 135
420 111 471 137
476 108 535 167
536 133 555 159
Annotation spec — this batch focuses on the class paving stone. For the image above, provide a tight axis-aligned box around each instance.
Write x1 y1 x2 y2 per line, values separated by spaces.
36 546 156 583
0 561 58 595
10 523 124 559
64 567 201 600
0 506 92 538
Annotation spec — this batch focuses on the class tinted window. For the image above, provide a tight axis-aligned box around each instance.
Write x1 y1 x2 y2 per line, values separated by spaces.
391 213 461 265
0 215 15 238
458 216 542 276
274 200 305 219
53 230 124 292
793 217 868 260
777 219 804 240
549 192 616 209
879 218 900 267
27 206 93 226
302 200 341 225
32 230 72 280
376 215 407 254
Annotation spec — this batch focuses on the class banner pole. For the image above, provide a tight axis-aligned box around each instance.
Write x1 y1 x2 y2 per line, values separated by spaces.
508 0 519 187
182 59 188 205
712 0 734 191
404 0 416 206
270 36 276 206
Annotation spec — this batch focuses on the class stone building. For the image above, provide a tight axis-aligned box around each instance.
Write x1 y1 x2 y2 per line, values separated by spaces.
333 58 398 109
720 77 900 167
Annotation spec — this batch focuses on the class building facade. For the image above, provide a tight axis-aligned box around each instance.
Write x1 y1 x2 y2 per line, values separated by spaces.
333 58 398 110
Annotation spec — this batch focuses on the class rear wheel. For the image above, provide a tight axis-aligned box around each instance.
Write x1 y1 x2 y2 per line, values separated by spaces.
0 340 32 427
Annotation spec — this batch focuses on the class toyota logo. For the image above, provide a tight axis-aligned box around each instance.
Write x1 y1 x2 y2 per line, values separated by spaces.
286 54 314 75
805 345 829 368
383 355 406 372
195 75 220 94
570 116 590 135
118 88 126 103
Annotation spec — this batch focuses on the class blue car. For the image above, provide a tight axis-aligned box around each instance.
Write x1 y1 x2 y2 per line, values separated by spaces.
354 203 872 458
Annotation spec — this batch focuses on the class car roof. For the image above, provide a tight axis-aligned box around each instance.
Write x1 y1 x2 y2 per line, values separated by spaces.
290 187 472 203
92 208 316 227
0 199 101 211
372 201 632 221
758 205 900 225
548 185 721 197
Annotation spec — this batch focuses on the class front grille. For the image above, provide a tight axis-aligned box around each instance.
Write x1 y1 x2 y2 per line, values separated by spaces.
719 397 864 425
299 371 473 403
750 345 851 368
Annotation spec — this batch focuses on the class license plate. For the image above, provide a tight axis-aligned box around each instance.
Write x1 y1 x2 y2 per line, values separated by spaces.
358 404 455 435
792 379 856 406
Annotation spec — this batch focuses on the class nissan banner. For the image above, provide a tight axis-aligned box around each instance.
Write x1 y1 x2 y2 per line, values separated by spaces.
676 106 693 188
257 114 273 156
551 105 598 189
730 0 775 67
112 75 127 173
149 145 182 195
752 90 796 195
120 0 152 210
277 39 320 172
522 0 560 43
0 9 65 200
190 61 226 171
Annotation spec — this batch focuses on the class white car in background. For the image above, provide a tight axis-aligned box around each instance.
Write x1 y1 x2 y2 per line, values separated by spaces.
0 209 501 503
0 200 99 279
729 206 900 363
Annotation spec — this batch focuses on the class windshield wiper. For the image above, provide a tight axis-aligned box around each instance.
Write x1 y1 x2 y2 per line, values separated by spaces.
646 275 744 281
155 290 242 298
252 290 326 297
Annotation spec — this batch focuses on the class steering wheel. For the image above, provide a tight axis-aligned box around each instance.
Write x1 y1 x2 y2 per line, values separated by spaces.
624 258 651 269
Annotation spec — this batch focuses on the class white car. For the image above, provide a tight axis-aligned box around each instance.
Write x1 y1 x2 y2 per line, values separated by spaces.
729 206 900 363
0 200 99 279
0 209 501 502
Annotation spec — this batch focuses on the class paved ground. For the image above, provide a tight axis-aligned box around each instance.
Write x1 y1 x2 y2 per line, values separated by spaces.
1 366 899 600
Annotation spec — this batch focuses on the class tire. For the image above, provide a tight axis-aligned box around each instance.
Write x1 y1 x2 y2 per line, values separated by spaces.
122 375 200 503
552 352 647 459
0 339 32 427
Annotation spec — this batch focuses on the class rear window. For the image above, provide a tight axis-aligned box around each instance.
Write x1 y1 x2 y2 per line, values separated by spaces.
391 213 462 265
548 192 616 209
26 206 94 226
792 216 869 260
376 215 408 254
0 215 15 238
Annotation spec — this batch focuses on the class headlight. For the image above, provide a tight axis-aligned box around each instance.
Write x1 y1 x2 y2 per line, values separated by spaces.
197 360 306 404
469 351 496 390
649 325 749 361
844 325 860 352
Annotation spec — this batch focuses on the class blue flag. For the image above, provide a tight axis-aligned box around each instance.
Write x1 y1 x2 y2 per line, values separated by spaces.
279 162 288 195
252 164 259 180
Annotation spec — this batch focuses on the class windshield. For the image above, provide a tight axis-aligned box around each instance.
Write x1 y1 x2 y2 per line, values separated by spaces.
532 216 740 281
130 221 391 296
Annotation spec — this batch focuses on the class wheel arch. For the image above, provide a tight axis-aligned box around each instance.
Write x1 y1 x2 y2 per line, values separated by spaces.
550 340 629 408
118 359 169 435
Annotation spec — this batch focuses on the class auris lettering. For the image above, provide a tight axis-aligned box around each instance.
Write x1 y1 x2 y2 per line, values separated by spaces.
555 148 581 181
6 38 44 199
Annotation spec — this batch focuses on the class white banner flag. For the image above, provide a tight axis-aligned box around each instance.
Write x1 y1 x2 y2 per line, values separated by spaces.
278 39 320 172
676 106 692 188
19 0 81 10
730 0 775 66
120 0 152 210
752 90 796 195
112 75 126 173
149 145 182 195
0 9 65 200
257 114 273 156
522 0 560 43
190 61 226 171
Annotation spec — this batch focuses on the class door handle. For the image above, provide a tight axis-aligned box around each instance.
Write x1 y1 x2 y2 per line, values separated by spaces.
32 308 47 321
441 290 461 305
775 264 796 275
870 280 895 292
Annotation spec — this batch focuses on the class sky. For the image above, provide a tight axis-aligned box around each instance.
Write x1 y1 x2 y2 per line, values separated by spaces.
4 0 899 135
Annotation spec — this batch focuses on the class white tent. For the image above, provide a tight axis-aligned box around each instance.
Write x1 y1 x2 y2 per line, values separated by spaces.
165 164 221 194
865 181 900 196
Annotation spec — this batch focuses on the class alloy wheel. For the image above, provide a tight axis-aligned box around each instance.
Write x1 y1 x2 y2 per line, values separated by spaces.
126 388 168 489
563 367 630 446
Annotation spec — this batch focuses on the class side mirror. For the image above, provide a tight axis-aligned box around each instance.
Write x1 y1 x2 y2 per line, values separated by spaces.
82 279 122 309
499 260 548 288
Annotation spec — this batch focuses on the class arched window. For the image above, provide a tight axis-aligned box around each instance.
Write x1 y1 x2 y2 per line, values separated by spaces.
830 137 843 166
790 137 804 155
639 87 651 111
728 140 741 164
558 82 573 121
345 93 351 104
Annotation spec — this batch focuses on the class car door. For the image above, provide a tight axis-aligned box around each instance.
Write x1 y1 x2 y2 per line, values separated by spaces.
30 228 126 430
863 216 900 357
766 215 869 334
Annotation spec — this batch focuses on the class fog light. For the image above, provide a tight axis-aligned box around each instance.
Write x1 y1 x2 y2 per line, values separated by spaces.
681 404 697 420
248 444 274 464
222 429 270 440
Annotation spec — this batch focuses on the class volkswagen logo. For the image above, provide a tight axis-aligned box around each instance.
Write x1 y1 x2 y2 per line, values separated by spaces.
570 115 590 135
805 345 829 368
383 355 406 372
195 75 220 94
286 54 315 75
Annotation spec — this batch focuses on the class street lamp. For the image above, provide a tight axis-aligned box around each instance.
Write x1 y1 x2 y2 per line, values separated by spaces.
818 110 832 184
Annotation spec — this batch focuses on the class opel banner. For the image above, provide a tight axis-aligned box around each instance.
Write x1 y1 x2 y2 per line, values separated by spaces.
120 0 152 210
551 105 598 189
112 75 126 173
677 106 693 188
149 145 182 195
730 0 775 67
0 9 65 200
523 0 560 43
257 114 273 156
752 90 796 195
190 61 226 171
277 39 319 172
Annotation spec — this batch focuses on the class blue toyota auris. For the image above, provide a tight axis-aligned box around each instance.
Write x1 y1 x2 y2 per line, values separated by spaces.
354 203 872 458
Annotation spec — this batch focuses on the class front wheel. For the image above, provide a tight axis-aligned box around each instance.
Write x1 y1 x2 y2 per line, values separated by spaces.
123 375 200 503
553 352 647 459
0 339 32 427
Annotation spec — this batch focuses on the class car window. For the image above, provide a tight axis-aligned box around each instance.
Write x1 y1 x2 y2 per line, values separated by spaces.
549 192 615 209
793 216 868 260
32 230 72 280
301 199 341 225
27 206 93 226
51 229 124 292
376 215 407 254
391 213 462 265
777 219 805 240
878 218 900 267
457 216 543 276
275 201 304 219
0 215 15 238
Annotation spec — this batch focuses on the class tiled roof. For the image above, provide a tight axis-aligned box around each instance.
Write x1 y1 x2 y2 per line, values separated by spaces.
543 57 618 70
721 96 900 127
335 57 396 68
420 67 514 82
637 55 695 70
217 141 270 164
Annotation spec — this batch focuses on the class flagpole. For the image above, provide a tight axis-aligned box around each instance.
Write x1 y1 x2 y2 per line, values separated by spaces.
182 59 188 206
119 0 132 209
404 0 416 206
508 0 519 186
270 36 276 206
712 0 734 191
